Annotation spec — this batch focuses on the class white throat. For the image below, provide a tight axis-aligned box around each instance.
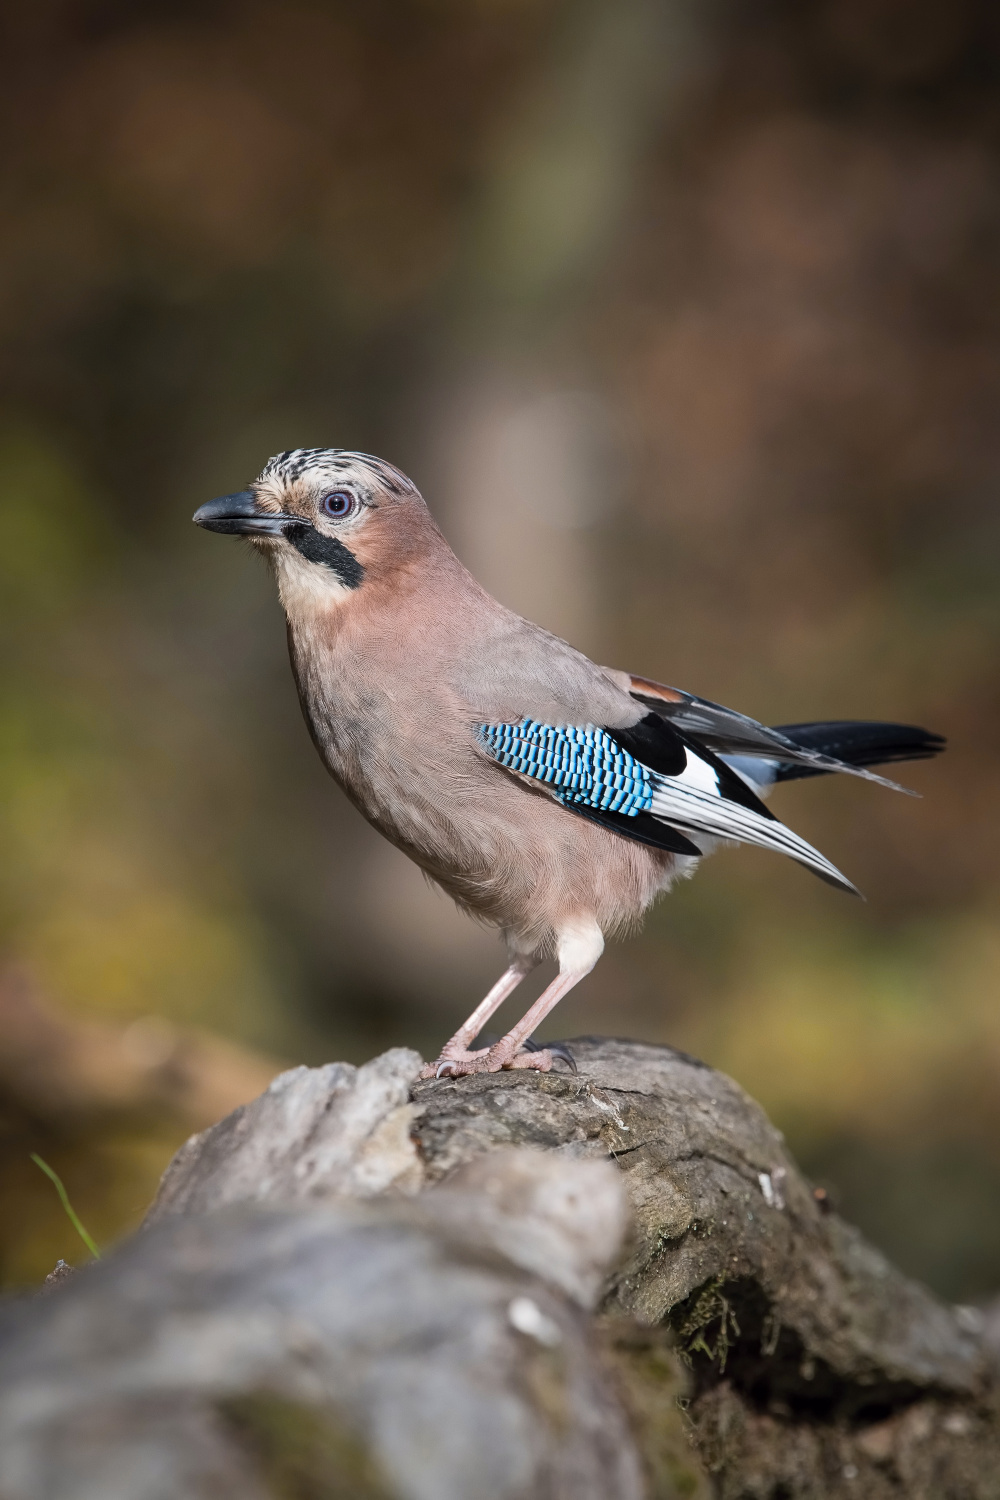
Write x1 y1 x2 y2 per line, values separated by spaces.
272 548 357 618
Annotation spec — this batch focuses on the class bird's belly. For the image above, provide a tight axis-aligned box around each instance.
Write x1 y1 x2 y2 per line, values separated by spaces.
296 660 677 948
328 728 674 946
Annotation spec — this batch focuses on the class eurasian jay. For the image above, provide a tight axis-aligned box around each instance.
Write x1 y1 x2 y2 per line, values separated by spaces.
194 449 944 1079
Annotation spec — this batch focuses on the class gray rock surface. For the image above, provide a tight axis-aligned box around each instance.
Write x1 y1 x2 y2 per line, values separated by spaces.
3 1036 999 1499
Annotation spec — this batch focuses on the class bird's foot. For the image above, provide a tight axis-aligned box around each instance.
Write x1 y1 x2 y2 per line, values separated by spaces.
417 1045 488 1081
420 1042 556 1078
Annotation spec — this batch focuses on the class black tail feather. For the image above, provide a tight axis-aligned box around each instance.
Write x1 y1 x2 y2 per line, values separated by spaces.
770 722 946 783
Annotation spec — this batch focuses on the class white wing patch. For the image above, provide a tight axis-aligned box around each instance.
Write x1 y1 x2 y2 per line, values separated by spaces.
674 746 723 797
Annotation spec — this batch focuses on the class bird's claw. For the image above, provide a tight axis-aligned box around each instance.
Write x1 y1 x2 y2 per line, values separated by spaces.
420 1042 566 1078
417 1046 489 1081
523 1038 577 1073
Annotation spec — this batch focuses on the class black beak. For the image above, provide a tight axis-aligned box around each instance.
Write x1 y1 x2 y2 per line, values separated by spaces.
193 491 293 536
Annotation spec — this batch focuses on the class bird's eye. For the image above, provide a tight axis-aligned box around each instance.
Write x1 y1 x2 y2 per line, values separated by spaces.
321 490 357 520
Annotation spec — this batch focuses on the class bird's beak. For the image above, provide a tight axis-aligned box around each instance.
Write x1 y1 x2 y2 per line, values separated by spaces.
193 491 293 536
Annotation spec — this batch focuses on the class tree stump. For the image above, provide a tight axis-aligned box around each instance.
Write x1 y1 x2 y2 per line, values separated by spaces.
1 1038 998 1498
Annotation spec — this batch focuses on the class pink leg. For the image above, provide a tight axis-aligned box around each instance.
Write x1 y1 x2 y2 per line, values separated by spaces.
418 955 539 1080
435 921 605 1078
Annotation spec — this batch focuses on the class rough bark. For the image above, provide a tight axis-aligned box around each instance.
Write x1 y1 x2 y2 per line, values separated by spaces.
2 1038 999 1499
412 1039 1000 1497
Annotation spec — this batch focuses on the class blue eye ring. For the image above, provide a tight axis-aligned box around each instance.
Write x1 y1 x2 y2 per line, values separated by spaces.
321 490 357 520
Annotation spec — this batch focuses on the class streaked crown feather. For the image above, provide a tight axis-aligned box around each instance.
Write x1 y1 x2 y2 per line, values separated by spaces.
258 448 417 497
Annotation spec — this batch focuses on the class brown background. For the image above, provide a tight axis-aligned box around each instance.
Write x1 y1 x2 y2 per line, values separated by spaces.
1 0 998 1301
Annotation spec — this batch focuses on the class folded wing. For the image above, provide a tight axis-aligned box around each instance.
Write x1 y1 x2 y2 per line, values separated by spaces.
478 715 858 894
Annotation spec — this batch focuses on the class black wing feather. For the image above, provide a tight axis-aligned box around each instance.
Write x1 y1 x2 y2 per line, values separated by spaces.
614 713 776 820
628 677 937 792
560 711 775 857
771 721 946 783
567 803 703 856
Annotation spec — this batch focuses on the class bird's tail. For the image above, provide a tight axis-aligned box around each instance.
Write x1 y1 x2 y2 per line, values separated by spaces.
769 722 946 783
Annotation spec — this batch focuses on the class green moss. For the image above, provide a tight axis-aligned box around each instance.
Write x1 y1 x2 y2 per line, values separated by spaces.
217 1393 394 1500
522 1343 571 1436
674 1277 741 1375
599 1322 711 1500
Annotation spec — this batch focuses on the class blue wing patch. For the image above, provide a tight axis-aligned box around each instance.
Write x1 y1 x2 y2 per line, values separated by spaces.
478 719 652 817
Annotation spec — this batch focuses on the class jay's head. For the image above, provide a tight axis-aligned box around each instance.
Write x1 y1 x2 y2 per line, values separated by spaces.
193 448 437 615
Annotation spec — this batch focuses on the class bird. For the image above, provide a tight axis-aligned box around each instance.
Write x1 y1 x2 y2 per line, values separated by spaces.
194 448 944 1080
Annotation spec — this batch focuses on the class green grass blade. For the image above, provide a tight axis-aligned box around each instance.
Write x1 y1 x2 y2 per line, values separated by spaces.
30 1154 102 1260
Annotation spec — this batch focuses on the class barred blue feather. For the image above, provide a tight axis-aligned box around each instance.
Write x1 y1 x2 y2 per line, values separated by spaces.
478 719 652 817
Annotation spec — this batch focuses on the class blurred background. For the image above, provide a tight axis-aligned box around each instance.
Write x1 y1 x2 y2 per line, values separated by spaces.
1 0 998 1301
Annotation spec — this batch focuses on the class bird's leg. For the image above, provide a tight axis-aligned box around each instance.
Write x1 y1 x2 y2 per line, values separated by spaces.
435 921 604 1077
418 954 540 1080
